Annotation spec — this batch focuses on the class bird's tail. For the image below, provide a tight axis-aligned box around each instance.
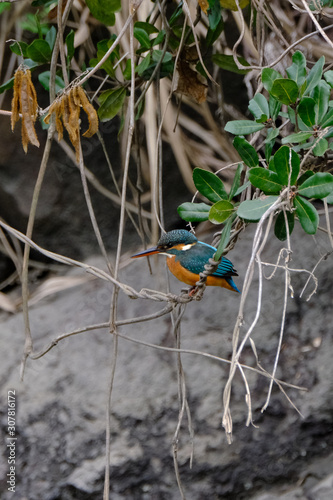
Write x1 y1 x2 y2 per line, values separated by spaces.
226 277 241 293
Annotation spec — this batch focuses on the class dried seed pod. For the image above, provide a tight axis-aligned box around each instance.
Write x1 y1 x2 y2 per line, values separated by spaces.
42 86 98 162
11 67 40 152
54 103 64 142
20 70 40 151
11 68 23 131
25 69 38 121
64 90 80 161
68 88 80 139
75 86 99 138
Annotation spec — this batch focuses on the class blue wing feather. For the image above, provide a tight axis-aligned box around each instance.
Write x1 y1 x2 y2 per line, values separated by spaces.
175 241 238 278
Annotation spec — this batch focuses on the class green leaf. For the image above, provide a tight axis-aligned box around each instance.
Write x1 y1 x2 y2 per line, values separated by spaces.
312 138 329 156
35 12 43 39
22 58 40 70
133 27 151 49
324 70 333 88
264 128 279 161
233 137 258 167
286 51 307 86
211 54 250 75
297 97 316 127
135 95 145 121
66 30 75 65
85 0 120 26
123 58 131 80
273 146 300 185
294 195 319 234
151 30 166 47
274 210 295 241
0 2 11 14
234 180 251 197
206 18 224 47
10 41 28 58
265 141 274 163
214 213 237 261
298 172 333 199
237 196 279 221
134 21 159 35
38 71 65 93
281 131 313 144
93 37 119 77
45 25 56 51
266 128 280 143
152 50 172 64
270 78 299 105
0 76 14 94
304 56 325 95
298 170 314 185
228 163 243 200
269 95 281 121
225 120 265 135
193 168 228 202
138 50 174 80
136 53 151 77
299 79 307 98
268 157 276 172
208 0 222 31
248 93 269 121
177 202 211 222
209 200 234 224
20 12 49 35
98 87 126 121
249 167 283 194
26 39 52 63
261 68 283 92
311 0 333 7
319 107 333 128
312 80 330 124
169 2 184 27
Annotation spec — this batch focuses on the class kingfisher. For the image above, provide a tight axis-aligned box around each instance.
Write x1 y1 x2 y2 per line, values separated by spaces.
131 229 240 293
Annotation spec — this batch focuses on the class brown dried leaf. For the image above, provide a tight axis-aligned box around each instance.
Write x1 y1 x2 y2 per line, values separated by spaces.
44 86 97 162
24 69 38 121
21 118 29 153
174 60 208 104
55 104 64 142
48 0 68 20
20 70 40 150
68 90 80 136
61 93 71 136
198 0 209 14
65 90 81 162
75 86 99 138
11 68 23 131
43 100 63 142
43 101 56 125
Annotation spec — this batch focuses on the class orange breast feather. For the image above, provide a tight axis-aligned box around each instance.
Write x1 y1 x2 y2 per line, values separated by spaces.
167 256 235 291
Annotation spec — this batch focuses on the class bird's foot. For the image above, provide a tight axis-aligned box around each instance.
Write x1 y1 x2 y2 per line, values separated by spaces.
188 286 198 297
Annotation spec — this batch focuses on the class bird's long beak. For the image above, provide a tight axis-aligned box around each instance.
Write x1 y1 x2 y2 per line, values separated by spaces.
131 246 160 258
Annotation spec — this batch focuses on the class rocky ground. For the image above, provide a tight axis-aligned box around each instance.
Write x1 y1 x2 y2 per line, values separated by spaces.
0 221 332 499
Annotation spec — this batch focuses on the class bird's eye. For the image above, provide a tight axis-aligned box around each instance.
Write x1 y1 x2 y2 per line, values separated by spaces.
160 243 172 250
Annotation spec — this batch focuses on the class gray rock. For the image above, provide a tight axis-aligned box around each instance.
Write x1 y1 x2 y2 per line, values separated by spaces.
0 222 332 499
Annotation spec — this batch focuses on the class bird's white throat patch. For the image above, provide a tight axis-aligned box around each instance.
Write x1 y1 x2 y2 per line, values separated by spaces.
181 243 195 251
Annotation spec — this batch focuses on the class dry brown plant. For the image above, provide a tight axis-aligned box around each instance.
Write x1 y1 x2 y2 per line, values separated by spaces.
11 67 39 152
44 86 98 161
